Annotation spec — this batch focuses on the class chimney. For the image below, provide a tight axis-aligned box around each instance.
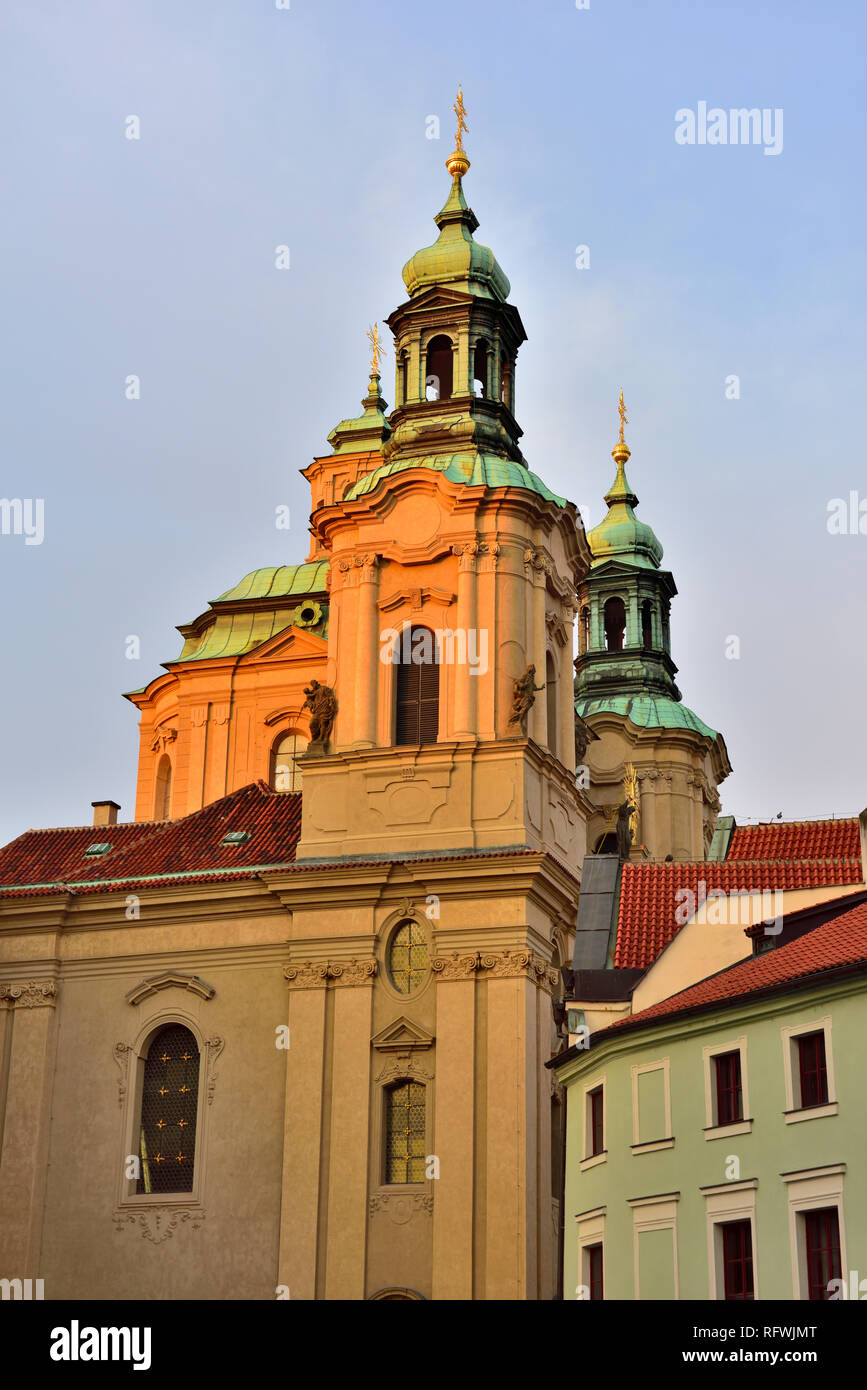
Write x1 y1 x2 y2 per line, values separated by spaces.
92 800 120 828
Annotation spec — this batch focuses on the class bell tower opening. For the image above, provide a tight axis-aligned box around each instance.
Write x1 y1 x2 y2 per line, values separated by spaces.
425 336 453 400
473 339 489 397
604 597 626 652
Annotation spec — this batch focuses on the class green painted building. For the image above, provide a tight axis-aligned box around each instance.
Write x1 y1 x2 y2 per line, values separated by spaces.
552 892 867 1300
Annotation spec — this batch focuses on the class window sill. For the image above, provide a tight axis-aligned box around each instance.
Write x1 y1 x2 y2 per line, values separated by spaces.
704 1119 753 1141
784 1101 838 1124
580 1152 608 1171
116 1192 203 1209
631 1138 675 1154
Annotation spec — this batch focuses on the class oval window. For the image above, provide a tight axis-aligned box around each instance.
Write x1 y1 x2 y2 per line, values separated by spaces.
388 920 428 994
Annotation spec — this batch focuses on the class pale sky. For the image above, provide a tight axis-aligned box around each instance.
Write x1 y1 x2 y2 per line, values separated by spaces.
1 0 865 845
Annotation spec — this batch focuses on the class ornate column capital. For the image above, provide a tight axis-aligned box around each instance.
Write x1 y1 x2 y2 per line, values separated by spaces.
0 979 58 1009
283 958 378 990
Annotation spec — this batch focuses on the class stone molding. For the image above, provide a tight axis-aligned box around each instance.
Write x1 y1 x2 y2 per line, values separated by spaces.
283 958 378 990
368 1192 433 1223
0 979 57 1009
125 971 216 1006
431 949 558 992
112 1207 206 1243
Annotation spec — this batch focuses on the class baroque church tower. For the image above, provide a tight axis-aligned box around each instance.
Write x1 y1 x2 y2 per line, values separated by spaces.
575 396 730 861
1 97 733 1307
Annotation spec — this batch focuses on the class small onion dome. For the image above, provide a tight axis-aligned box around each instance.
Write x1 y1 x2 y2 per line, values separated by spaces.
588 440 664 570
401 168 510 302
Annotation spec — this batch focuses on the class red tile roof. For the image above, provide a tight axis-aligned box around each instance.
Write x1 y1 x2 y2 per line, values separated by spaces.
603 897 867 1037
612 816 864 971
728 818 860 862
615 855 863 970
0 782 302 891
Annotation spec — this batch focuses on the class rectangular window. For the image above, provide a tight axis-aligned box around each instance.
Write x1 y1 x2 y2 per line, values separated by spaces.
804 1208 842 1300
589 1086 604 1157
797 1032 829 1109
714 1051 743 1127
721 1219 754 1301
587 1243 603 1301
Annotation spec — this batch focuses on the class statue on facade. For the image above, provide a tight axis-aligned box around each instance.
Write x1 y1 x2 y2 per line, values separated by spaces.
508 664 547 736
616 799 635 860
302 680 337 754
573 710 599 766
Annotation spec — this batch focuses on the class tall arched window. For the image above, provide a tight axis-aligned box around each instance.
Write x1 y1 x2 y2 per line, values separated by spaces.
604 597 626 652
473 339 489 397
546 651 558 755
271 731 303 792
136 1024 200 1194
385 1081 426 1183
388 920 428 994
395 627 439 745
425 335 453 400
397 349 408 406
500 356 512 409
154 756 172 819
641 600 653 648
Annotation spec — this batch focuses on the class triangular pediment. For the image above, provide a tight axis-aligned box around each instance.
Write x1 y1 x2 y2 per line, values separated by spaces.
239 625 327 664
371 1016 435 1051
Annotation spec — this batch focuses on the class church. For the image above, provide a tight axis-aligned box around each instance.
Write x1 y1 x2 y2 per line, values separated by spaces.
0 95 734 1301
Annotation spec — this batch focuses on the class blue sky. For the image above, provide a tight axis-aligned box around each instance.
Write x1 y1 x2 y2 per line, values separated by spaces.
1 0 865 844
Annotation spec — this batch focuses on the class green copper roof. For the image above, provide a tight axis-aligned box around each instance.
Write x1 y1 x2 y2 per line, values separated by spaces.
343 452 567 506
575 693 718 740
327 374 390 455
176 606 327 663
587 447 663 570
402 173 510 301
216 562 330 603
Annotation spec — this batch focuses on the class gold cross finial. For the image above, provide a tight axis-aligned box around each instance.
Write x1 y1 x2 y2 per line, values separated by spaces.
366 323 387 376
618 389 628 446
454 86 468 153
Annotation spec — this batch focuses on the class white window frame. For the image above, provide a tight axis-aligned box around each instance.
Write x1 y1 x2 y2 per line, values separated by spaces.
628 1193 680 1299
780 1016 838 1123
781 1164 847 1301
702 1035 752 1139
574 1206 605 1300
580 1075 607 1171
702 1179 759 1300
630 1058 674 1153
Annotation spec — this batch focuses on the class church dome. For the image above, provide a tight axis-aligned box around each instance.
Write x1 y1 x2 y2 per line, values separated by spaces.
401 169 510 301
587 441 664 570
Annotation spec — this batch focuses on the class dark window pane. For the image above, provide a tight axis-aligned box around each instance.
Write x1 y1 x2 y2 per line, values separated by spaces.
805 1208 841 1300
722 1220 754 1300
588 1244 603 1300
396 627 439 746
797 1032 829 1109
714 1051 743 1126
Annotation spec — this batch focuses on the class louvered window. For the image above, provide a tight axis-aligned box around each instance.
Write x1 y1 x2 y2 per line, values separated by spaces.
136 1024 200 1194
395 627 439 745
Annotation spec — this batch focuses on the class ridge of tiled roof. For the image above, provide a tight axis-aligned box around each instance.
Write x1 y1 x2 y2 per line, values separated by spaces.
614 855 863 970
727 817 860 862
0 783 302 891
600 897 867 1038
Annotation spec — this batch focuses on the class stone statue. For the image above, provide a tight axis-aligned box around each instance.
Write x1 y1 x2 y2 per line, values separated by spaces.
302 680 337 753
573 710 599 766
616 799 634 860
508 664 547 736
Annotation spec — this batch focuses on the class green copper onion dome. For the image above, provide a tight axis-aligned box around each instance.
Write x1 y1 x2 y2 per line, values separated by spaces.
587 415 664 570
401 149 510 302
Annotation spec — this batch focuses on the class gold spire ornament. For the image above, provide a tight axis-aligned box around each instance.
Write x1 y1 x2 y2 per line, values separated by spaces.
613 388 631 464
446 86 471 178
618 389 628 445
366 323 387 377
